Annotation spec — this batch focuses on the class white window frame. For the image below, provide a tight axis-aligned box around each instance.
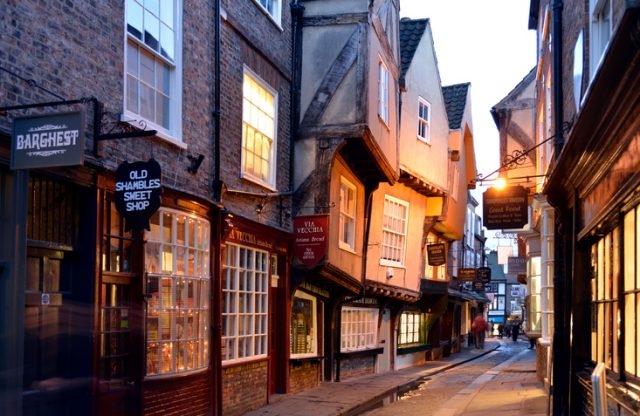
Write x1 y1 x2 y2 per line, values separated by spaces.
144 208 211 377
341 307 378 352
290 290 319 358
589 0 612 80
124 0 184 146
339 176 357 252
251 0 282 27
380 195 409 267
222 243 270 363
398 311 423 346
417 97 431 144
241 67 278 190
378 59 389 125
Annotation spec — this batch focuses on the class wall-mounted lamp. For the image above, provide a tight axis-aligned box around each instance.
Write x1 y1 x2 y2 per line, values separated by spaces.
187 154 204 174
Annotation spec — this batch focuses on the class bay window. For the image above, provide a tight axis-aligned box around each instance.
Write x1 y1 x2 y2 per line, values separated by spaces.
291 291 318 357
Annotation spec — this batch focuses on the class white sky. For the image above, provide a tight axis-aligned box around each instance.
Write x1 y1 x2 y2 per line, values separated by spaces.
400 0 537 250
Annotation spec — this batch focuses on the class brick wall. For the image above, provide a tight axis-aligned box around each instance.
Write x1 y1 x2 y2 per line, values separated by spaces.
143 371 211 416
222 360 268 416
289 361 320 394
339 356 375 381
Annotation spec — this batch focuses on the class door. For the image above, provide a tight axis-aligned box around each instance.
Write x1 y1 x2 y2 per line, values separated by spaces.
23 175 93 416
377 308 391 373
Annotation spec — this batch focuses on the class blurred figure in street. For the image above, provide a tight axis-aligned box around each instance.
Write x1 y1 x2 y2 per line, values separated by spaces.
472 313 489 349
497 324 504 338
512 322 520 342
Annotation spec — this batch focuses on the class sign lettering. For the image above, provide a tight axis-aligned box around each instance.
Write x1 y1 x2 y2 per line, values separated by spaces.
293 215 328 267
115 159 162 234
427 243 446 266
483 185 528 230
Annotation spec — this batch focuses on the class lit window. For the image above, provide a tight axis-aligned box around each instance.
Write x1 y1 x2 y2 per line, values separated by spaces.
341 307 377 352
144 209 211 376
378 60 389 125
417 98 431 143
399 312 423 346
222 244 269 362
253 0 281 25
291 291 318 357
381 196 408 266
339 177 356 250
125 0 181 139
589 0 611 79
242 70 277 188
528 257 542 332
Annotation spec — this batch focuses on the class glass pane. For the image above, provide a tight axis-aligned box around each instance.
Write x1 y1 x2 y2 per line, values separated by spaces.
145 0 159 15
127 75 138 114
160 0 174 28
145 242 160 273
140 83 155 121
126 0 143 39
147 343 159 375
160 23 174 61
144 10 160 51
126 42 139 76
140 50 155 86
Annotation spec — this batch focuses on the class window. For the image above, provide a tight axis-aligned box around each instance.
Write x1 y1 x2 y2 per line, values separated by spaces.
381 196 408 265
378 60 389 125
253 0 281 25
541 209 555 340
125 0 181 140
339 177 356 250
144 209 211 376
399 312 423 346
589 0 611 79
222 244 269 362
623 208 638 376
291 291 318 357
425 233 446 280
417 98 431 143
341 307 377 352
242 70 277 188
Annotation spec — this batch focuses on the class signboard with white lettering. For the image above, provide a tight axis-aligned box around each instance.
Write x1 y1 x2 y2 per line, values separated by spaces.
508 256 527 274
11 111 85 170
477 267 492 284
293 215 328 267
483 185 528 230
115 159 162 234
458 268 477 281
427 243 446 266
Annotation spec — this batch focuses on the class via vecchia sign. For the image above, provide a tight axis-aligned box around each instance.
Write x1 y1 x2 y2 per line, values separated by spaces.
115 159 162 234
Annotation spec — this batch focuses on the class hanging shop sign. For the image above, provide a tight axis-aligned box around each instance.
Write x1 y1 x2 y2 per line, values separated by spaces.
427 243 446 266
11 110 85 170
508 256 527 274
115 159 162 234
293 215 328 267
477 266 492 284
458 268 477 281
483 185 528 230
472 280 485 292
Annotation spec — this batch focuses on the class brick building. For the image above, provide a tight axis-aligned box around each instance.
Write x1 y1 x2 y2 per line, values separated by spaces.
0 0 293 415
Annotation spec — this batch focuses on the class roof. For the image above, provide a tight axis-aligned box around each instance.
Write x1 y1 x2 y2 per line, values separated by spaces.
442 83 471 130
490 67 536 128
399 18 429 80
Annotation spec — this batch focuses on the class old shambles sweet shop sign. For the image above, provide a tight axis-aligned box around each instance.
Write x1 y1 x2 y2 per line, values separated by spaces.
294 215 328 267
115 159 162 233
11 110 85 170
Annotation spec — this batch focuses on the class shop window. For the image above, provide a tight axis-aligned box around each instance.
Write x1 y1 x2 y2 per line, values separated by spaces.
529 257 542 332
144 209 211 376
222 244 269 362
341 307 377 352
592 226 619 373
242 69 277 189
381 195 408 266
339 176 356 251
290 291 318 357
623 208 639 376
125 0 182 141
398 312 424 346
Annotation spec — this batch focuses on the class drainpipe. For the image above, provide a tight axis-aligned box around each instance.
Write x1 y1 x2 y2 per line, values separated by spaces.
290 1 304 196
550 1 567 415
212 0 223 415
335 186 375 381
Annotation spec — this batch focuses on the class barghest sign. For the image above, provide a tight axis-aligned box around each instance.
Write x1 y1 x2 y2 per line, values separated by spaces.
11 110 85 170
293 215 328 267
427 243 446 266
483 185 528 230
115 159 162 234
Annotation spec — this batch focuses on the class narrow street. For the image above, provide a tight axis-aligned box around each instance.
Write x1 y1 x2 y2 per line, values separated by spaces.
365 339 546 416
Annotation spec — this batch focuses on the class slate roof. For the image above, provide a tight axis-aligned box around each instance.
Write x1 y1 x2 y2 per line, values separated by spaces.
442 82 471 130
399 18 429 80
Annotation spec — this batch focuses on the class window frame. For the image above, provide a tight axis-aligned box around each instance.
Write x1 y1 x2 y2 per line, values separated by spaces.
143 208 211 378
398 311 424 346
589 0 612 80
251 0 282 27
340 306 378 352
417 97 431 144
241 67 278 190
290 290 319 358
339 176 357 252
123 0 184 146
380 195 409 267
221 243 270 364
378 59 389 126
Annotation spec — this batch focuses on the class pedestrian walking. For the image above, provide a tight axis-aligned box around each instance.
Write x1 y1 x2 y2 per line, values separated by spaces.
472 313 489 349
512 322 520 342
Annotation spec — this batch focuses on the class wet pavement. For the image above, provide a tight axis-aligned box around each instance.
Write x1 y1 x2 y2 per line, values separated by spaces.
245 337 546 416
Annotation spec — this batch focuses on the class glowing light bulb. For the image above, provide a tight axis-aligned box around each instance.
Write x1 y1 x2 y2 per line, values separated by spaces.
494 177 507 190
